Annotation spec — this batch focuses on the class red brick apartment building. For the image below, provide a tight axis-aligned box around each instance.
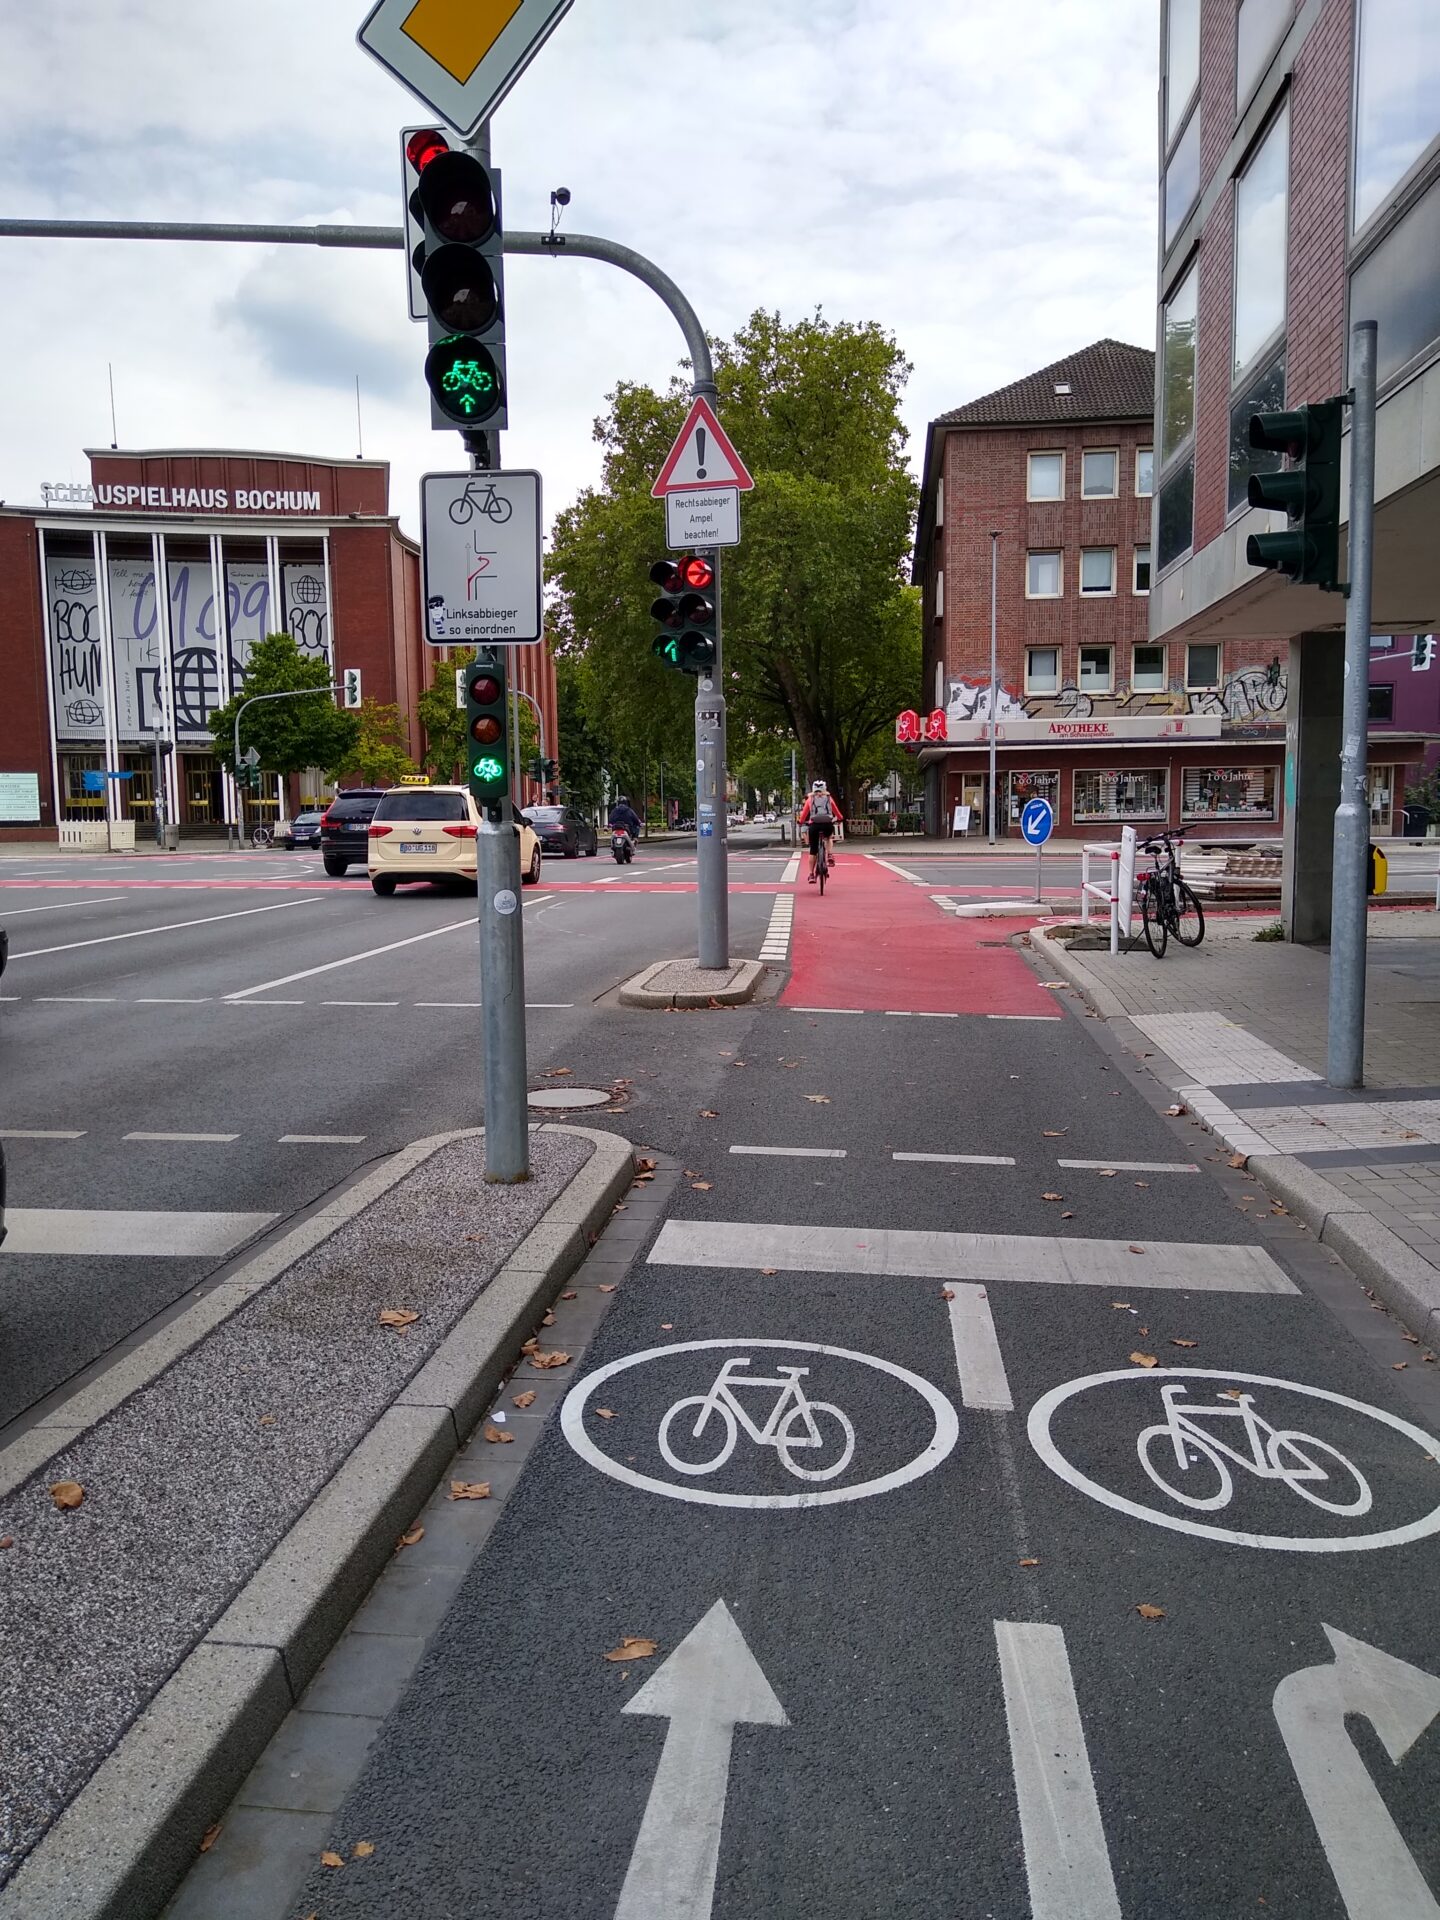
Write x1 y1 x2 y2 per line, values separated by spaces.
910 339 1293 840
0 448 558 844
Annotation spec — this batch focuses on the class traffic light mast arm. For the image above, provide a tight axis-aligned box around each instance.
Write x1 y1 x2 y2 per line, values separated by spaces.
231 684 346 773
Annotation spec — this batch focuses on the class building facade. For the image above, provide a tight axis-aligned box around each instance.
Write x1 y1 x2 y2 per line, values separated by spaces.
0 447 559 843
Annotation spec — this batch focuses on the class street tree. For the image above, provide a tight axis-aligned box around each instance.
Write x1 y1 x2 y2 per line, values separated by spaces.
332 699 418 786
207 633 358 776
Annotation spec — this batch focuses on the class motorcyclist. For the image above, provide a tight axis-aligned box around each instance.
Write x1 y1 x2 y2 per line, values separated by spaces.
608 796 642 843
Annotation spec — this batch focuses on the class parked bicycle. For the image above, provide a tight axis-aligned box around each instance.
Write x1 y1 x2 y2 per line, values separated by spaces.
1136 830 1204 957
250 823 274 849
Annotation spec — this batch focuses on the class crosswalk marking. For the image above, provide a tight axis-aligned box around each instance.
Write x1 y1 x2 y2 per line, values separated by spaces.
2 1208 276 1256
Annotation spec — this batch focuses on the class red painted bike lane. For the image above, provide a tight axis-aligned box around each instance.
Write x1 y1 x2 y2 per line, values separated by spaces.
779 851 1061 1016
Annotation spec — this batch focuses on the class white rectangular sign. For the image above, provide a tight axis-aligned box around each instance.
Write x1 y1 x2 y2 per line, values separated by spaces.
0 773 41 823
421 470 543 647
665 488 740 550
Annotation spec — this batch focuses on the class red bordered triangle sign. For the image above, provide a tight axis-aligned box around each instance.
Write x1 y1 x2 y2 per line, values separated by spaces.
651 397 755 497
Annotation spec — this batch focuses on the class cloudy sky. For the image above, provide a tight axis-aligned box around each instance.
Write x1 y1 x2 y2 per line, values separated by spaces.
0 0 1159 541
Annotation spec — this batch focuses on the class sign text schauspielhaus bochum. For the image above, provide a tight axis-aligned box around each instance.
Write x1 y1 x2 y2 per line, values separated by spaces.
41 482 324 513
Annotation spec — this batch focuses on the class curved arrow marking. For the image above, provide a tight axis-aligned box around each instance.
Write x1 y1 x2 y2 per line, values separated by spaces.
1273 1626 1440 1918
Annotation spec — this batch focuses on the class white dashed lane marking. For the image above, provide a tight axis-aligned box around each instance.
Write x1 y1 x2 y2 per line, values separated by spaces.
124 1131 240 1144
894 1152 1017 1166
728 1145 848 1159
1057 1159 1200 1173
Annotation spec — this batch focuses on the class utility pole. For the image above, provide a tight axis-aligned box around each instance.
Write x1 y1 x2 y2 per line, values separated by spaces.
988 531 1000 844
1328 320 1377 1088
694 554 729 966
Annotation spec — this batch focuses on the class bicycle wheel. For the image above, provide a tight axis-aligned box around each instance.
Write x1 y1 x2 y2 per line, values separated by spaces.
1141 878 1168 957
1171 879 1205 947
250 825 273 849
1137 1423 1232 1510
657 1396 738 1476
775 1401 855 1482
817 846 827 895
1266 1430 1373 1516
484 494 513 524
448 497 473 525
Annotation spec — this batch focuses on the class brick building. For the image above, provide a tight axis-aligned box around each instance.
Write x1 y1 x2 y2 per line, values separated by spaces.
0 447 558 844
910 338 1293 840
1151 0 1440 925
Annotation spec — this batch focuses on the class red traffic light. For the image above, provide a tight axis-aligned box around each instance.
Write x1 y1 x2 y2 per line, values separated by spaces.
416 150 496 243
470 716 503 745
406 128 450 174
468 672 501 704
649 559 682 592
680 556 714 591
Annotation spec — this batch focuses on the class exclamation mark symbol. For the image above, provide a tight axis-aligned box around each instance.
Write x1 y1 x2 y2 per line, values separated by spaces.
695 427 707 480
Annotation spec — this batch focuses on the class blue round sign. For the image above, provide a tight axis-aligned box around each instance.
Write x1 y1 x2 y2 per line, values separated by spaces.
1020 798 1054 846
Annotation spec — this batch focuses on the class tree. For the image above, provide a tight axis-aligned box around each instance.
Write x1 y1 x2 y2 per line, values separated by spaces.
207 633 358 776
332 699 418 785
547 309 920 814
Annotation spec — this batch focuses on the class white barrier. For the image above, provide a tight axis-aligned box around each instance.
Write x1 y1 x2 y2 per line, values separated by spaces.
58 821 108 850
1079 826 1138 956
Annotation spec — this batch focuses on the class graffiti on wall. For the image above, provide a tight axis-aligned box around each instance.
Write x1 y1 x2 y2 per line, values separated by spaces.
942 662 1289 727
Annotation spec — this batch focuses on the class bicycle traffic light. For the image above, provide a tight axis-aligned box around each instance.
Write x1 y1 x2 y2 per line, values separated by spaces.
649 554 717 674
1245 399 1343 591
464 655 509 818
406 128 507 431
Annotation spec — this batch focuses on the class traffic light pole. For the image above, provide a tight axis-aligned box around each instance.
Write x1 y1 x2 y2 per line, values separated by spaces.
1327 319 1377 1089
695 554 729 968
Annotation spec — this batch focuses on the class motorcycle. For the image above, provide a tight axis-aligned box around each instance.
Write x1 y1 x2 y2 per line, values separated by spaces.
610 828 634 865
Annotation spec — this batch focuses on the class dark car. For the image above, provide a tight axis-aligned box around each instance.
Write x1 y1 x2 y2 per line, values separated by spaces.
320 788 389 876
522 804 598 859
284 808 325 851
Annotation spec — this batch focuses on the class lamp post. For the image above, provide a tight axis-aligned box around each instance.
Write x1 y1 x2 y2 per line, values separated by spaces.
988 531 1000 844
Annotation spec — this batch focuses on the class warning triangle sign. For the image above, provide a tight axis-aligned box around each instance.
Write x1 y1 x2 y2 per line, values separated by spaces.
651 397 755 497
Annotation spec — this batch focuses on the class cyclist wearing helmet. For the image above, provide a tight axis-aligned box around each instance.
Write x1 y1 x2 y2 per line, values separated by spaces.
797 779 844 883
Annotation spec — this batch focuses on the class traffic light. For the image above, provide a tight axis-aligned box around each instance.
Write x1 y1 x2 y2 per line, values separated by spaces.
1245 400 1343 590
465 655 509 818
1415 634 1436 671
649 554 717 673
406 128 507 431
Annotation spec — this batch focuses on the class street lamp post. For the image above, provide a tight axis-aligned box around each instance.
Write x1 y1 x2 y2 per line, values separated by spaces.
988 531 1000 844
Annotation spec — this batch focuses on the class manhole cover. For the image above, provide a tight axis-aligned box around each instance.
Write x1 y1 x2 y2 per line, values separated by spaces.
527 1087 613 1110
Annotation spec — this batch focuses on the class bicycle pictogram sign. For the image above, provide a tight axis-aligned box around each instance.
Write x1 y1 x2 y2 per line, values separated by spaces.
658 1356 856 1483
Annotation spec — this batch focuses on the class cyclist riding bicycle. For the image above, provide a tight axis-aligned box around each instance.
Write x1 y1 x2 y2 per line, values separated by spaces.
797 780 843 883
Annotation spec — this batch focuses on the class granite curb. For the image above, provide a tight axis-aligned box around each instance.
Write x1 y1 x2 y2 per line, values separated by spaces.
0 1122 636 1920
618 956 765 1008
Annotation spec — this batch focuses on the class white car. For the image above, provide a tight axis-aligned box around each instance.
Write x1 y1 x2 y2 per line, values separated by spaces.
367 785 541 895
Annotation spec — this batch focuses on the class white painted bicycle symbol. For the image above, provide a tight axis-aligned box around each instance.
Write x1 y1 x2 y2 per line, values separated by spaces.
1137 1382 1372 1516
658 1357 856 1483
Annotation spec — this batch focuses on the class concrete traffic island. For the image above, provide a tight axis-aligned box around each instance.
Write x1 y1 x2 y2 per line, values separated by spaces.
619 956 766 1008
0 1123 636 1920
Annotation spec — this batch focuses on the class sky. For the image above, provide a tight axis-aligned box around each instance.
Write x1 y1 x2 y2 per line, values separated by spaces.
0 0 1160 543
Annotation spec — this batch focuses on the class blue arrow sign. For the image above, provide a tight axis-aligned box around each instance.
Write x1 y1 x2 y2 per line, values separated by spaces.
1020 797 1054 846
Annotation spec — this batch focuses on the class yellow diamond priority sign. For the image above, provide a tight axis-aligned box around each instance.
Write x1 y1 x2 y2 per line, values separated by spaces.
358 0 574 137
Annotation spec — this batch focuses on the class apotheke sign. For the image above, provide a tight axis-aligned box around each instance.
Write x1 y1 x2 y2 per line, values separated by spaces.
898 710 1224 745
41 481 326 514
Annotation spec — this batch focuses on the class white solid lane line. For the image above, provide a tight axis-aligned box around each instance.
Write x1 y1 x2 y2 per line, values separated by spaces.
946 1284 1014 1411
8 896 324 960
994 1622 1122 1920
415 1000 483 1007
279 1134 367 1144
728 1145 848 1159
0 895 126 916
135 997 211 1004
0 1129 86 1140
648 1219 1297 1293
124 1131 240 1143
988 1013 1062 1022
223 915 474 1000
894 1152 1016 1166
1 1208 276 1257
1057 1159 1200 1173
865 855 928 883
322 999 401 1007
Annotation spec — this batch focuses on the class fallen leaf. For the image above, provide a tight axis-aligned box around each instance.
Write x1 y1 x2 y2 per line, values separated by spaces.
635 1156 657 1173
1039 981 1066 989
1394 1361 1409 1370
0 1538 13 1550
1019 1558 1040 1568
512 1389 537 1408
1170 1338 1199 1348
805 1094 831 1103
449 1481 491 1500
1219 1389 1244 1401
632 1173 655 1184
604 1636 659 1662
561 1291 578 1301
691 1180 713 1191
353 1840 376 1859
598 1284 618 1294
1228 1153 1249 1170
49 1481 84 1511
258 1414 276 1427
1130 1352 1159 1368
1165 1104 1187 1117
321 1849 346 1869
1060 1211 1074 1220
1403 1333 1420 1344
529 1350 572 1370
379 1308 419 1330
395 1525 424 1550
199 1824 222 1854
464 1232 485 1242
660 1322 674 1331
1041 1192 1064 1202
521 1336 539 1352
1128 1244 1145 1254
1098 1168 1117 1178
1136 1603 1166 1621
700 1109 718 1118
545 1067 574 1077
1111 1302 1132 1310
1134 1181 1150 1189
595 1408 617 1420
482 1424 514 1445
613 1203 628 1211
941 1288 956 1301
1139 1327 1150 1336
542 1312 556 1326
1041 1129 1067 1137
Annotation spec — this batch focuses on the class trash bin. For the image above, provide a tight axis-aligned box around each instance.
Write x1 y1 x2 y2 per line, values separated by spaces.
161 824 180 851
1403 805 1431 838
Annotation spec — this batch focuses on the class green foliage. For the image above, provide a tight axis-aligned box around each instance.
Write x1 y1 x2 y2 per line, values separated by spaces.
207 634 358 776
1253 920 1287 942
548 308 921 814
1404 766 1440 814
332 699 418 786
554 652 607 812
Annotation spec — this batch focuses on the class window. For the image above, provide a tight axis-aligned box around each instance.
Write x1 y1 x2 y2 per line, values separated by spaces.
1187 642 1222 689
1074 768 1168 822
1028 452 1064 500
1082 450 1118 497
1157 460 1195 571
1079 646 1113 691
1027 550 1062 597
1164 112 1202 250
1008 769 1059 820
1161 263 1198 459
1236 0 1293 111
1165 0 1201 143
374 789 470 821
1182 766 1278 820
1368 682 1395 722
1228 348 1287 512
1134 546 1153 594
1350 175 1440 386
1132 644 1166 690
934 570 944 619
1354 0 1440 231
1080 548 1116 595
1026 647 1060 693
1136 448 1155 496
936 478 944 525
1233 102 1290 376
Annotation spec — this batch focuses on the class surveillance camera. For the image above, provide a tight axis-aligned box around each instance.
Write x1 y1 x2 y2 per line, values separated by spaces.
551 187 571 206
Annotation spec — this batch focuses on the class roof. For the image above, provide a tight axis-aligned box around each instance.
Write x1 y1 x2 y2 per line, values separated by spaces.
935 339 1155 429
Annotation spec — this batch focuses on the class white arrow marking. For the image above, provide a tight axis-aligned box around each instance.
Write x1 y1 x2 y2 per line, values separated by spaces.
1273 1625 1440 1918
614 1599 787 1920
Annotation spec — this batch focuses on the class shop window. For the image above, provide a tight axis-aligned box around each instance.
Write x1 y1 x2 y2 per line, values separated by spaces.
1132 645 1167 691
1008 769 1059 824
1026 550 1062 598
1080 548 1116 595
1182 765 1278 820
1079 647 1114 692
1082 450 1118 498
1026 647 1060 694
1187 643 1222 689
1368 682 1395 722
1136 448 1155 496
1073 768 1168 822
1134 545 1153 594
1368 765 1394 827
1028 453 1065 501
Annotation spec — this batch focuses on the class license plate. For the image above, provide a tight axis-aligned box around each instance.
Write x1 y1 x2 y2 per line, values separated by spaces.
399 842 437 855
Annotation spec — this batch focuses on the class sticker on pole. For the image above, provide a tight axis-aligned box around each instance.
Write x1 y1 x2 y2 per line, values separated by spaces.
1020 797 1054 846
561 1338 959 1508
1029 1367 1440 1551
651 398 754 497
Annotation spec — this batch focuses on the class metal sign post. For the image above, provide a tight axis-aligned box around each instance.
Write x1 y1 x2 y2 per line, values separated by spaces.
1020 796 1054 904
694 554 729 968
